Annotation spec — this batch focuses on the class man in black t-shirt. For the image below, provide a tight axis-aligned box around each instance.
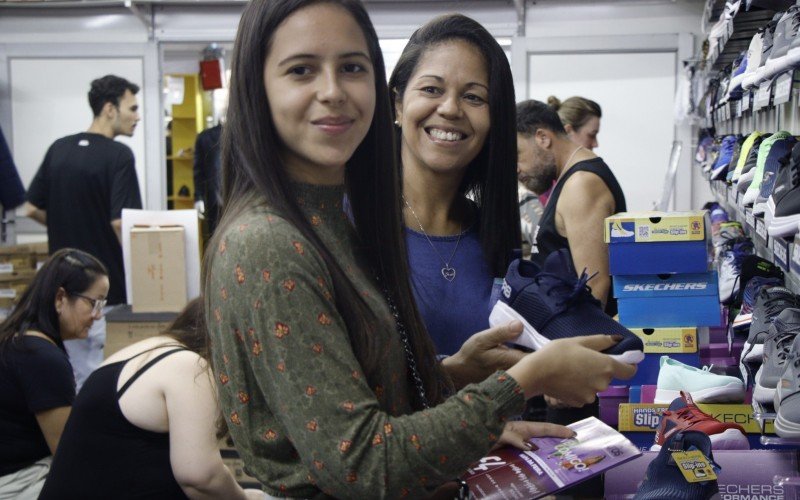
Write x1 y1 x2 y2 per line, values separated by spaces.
23 75 142 390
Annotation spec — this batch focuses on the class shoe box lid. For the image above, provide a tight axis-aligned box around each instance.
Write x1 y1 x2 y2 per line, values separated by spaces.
605 210 709 244
613 272 719 299
625 326 699 353
618 403 774 434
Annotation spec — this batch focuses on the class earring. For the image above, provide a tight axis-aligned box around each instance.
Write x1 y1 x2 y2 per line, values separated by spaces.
394 120 401 128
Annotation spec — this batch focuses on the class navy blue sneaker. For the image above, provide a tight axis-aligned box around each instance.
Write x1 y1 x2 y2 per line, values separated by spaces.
489 248 644 364
634 431 720 500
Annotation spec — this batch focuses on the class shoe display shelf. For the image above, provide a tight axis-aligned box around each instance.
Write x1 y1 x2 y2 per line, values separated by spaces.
710 8 776 72
711 179 800 297
709 180 800 451
713 65 800 137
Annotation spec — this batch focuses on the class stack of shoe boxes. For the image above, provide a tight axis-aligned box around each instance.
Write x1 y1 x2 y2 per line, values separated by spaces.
605 210 717 386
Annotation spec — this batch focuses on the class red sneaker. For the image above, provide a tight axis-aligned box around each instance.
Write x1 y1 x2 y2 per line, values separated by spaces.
651 391 750 450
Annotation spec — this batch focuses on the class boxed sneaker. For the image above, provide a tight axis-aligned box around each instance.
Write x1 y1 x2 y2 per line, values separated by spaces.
614 272 722 327
605 211 712 275
618 403 776 451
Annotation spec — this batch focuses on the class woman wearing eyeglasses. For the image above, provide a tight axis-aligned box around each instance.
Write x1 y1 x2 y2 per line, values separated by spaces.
0 248 108 499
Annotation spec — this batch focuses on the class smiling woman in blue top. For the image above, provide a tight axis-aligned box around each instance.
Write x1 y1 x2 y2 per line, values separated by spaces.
390 15 523 366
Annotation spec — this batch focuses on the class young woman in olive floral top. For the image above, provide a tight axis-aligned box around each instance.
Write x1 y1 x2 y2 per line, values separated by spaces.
204 0 636 497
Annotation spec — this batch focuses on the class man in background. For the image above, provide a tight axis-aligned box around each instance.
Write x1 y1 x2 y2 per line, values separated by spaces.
24 74 142 390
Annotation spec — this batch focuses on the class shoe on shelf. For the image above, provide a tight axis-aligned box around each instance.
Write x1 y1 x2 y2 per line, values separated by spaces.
734 133 771 193
729 254 784 309
774 334 800 437
489 248 644 364
742 29 766 90
651 391 749 451
713 221 744 252
743 286 800 363
711 135 738 180
753 14 781 86
725 52 748 102
717 237 755 304
763 7 800 80
655 356 746 404
748 135 796 211
728 131 764 183
732 275 784 332
634 431 720 500
769 142 800 238
754 308 800 404
754 138 796 215
766 142 800 227
741 131 792 206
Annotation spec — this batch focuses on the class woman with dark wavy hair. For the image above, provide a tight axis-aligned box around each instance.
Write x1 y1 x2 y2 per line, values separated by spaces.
0 248 108 499
389 14 523 364
204 0 634 497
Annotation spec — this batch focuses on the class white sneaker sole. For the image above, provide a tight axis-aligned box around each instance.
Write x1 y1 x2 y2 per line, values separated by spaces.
654 383 745 404
650 428 749 451
754 365 777 404
775 411 800 438
741 341 764 362
769 213 800 238
488 301 644 364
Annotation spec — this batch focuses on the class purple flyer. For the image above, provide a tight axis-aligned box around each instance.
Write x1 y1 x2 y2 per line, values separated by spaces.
462 417 641 499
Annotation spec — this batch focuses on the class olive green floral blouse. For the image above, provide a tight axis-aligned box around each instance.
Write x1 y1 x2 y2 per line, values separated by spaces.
206 183 525 499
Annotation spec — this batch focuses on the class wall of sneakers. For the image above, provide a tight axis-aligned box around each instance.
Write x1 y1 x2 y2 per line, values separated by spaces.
609 1 800 495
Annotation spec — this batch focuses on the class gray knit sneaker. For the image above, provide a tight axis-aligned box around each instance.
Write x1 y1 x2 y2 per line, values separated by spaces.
743 287 800 362
774 334 800 437
754 308 800 404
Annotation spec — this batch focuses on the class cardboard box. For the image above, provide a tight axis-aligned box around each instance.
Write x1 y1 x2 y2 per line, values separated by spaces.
605 211 712 275
0 241 47 275
0 270 37 308
630 326 698 353
104 305 176 358
614 272 722 327
130 226 188 313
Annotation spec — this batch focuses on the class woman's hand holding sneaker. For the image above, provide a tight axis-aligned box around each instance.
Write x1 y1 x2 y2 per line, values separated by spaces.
506 334 637 407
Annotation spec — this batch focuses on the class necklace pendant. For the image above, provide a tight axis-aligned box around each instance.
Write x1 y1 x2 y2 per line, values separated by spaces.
441 266 456 281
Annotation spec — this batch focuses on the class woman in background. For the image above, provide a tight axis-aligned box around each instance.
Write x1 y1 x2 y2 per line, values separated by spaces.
39 298 262 499
0 248 108 499
548 95 602 151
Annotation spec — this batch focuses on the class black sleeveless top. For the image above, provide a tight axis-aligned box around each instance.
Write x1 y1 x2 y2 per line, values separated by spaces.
532 157 626 315
39 348 189 499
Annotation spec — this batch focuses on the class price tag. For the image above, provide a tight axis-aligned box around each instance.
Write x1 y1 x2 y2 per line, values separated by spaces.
755 82 772 109
756 217 768 243
743 91 751 111
671 450 718 483
746 209 755 229
774 71 793 106
0 263 12 274
774 238 789 271
735 99 742 117
792 243 800 275
0 289 16 299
